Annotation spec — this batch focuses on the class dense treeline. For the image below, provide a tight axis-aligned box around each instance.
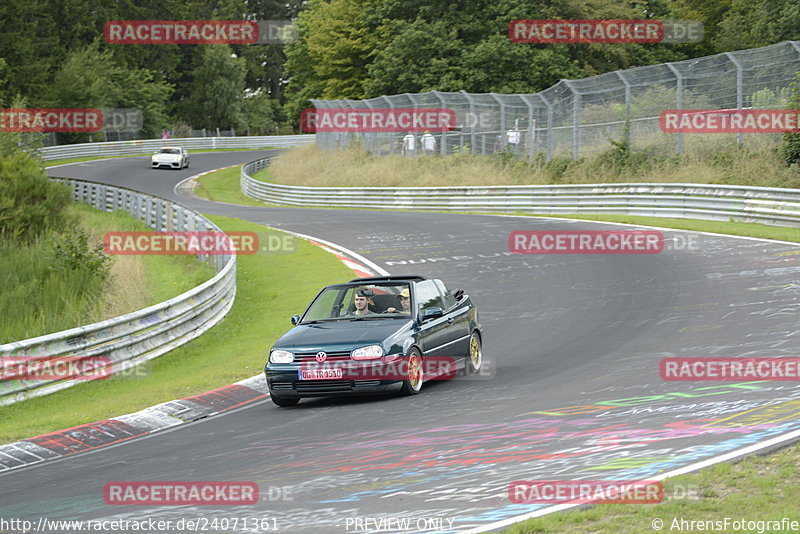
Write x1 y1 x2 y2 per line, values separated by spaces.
0 0 303 137
284 0 800 117
0 0 798 137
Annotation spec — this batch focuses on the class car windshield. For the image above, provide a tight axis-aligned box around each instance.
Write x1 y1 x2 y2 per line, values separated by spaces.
159 148 180 154
301 283 412 322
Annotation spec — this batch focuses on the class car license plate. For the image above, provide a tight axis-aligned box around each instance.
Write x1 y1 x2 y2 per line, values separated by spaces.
298 368 344 380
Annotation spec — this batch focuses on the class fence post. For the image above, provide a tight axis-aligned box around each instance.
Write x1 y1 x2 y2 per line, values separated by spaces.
725 52 744 148
376 96 395 155
562 80 581 159
460 90 477 155
362 98 377 155
665 62 684 155
523 95 535 160
431 90 448 155
616 71 632 148
489 93 506 156
536 93 554 161
408 93 420 156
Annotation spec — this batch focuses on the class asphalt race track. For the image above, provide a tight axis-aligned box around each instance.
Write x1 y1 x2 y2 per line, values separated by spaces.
1 151 799 533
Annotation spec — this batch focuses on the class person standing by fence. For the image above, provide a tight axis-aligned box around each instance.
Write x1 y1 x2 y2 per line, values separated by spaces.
402 131 417 156
506 127 520 154
421 130 436 155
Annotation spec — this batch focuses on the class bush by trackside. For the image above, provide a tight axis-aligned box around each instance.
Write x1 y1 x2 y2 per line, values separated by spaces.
782 71 800 166
46 227 111 281
0 149 70 243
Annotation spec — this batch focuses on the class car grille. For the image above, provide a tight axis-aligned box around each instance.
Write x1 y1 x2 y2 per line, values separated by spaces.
293 351 353 363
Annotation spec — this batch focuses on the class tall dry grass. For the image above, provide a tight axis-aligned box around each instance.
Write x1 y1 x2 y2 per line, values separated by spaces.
266 142 800 189
0 204 214 343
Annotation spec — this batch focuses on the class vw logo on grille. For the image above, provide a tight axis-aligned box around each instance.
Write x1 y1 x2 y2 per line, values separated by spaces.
315 351 327 363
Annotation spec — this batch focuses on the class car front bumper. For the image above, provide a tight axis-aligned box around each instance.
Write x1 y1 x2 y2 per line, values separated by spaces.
265 366 404 398
151 160 182 168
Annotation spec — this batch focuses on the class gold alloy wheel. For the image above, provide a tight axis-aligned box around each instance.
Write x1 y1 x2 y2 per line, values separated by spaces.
469 332 482 372
408 352 423 390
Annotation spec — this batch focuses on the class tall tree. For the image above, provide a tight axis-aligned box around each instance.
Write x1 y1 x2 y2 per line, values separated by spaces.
284 0 381 121
714 0 800 52
286 0 694 110
47 42 173 139
181 44 246 130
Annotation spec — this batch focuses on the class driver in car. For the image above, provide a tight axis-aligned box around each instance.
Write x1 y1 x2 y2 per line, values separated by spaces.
385 288 411 314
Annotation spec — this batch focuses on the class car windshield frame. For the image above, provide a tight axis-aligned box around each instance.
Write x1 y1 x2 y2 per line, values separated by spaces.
299 282 413 324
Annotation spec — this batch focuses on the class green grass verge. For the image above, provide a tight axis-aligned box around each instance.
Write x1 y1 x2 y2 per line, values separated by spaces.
0 204 214 342
505 442 800 533
72 203 217 305
193 164 267 207
0 214 353 443
251 166 271 182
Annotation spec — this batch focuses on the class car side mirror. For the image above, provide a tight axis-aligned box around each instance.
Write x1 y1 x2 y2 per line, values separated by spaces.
453 289 464 301
422 307 443 321
290 315 301 325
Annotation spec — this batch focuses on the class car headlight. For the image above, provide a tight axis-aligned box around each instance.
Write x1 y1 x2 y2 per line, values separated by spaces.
270 350 295 363
351 345 384 360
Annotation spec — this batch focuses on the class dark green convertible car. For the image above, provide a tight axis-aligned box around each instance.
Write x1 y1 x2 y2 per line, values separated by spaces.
264 275 482 406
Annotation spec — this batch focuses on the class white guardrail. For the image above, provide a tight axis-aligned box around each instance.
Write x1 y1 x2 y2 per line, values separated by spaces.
242 157 800 228
0 179 237 405
38 135 315 161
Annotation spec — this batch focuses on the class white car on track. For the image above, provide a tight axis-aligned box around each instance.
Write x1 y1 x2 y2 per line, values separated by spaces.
151 147 189 170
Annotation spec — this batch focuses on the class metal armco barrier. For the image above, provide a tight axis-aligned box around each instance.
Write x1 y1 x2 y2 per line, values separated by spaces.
38 135 315 161
242 157 800 228
0 179 237 405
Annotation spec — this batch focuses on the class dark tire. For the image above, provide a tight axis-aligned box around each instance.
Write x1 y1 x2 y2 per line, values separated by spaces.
400 348 424 395
270 395 300 407
466 331 482 374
